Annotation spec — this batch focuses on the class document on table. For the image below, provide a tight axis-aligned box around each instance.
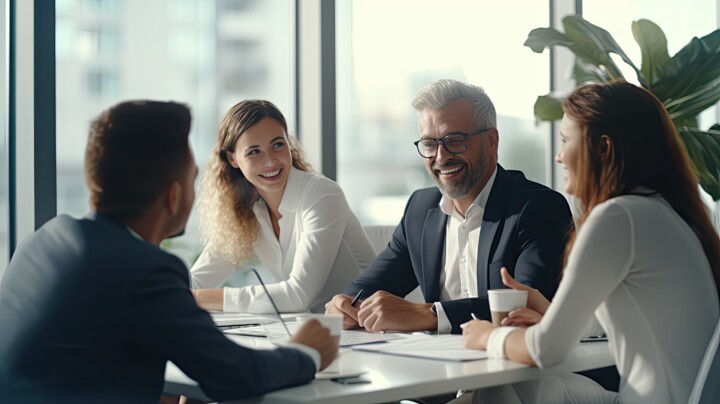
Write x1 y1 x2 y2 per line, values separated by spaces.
223 321 409 346
353 334 488 361
211 312 304 328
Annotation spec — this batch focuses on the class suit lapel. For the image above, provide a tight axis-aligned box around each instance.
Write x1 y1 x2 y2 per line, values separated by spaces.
476 166 511 294
421 207 447 301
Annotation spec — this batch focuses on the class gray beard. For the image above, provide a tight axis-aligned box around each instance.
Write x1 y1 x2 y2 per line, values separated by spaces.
429 156 486 200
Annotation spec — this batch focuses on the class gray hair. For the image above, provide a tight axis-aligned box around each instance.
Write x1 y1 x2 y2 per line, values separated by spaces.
411 79 496 128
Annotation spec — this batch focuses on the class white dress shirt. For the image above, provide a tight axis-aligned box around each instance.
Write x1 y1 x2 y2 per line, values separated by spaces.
434 168 497 333
526 193 719 403
191 168 376 313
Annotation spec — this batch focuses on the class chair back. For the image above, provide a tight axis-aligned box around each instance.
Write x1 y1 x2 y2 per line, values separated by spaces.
362 225 395 255
361 224 423 303
689 318 720 403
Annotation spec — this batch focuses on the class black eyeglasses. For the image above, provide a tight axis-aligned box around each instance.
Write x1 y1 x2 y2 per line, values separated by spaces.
413 128 493 158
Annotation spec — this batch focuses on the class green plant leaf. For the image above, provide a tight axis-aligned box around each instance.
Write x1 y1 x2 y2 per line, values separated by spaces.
524 27 574 53
678 126 720 200
666 77 720 122
675 117 699 129
631 19 669 91
524 20 627 81
563 16 646 86
533 94 564 122
653 29 720 102
573 58 611 83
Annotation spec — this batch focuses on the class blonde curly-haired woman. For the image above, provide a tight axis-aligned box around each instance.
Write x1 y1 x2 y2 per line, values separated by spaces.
190 100 376 314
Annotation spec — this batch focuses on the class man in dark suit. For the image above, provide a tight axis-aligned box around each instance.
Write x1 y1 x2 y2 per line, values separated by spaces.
327 79 573 334
0 101 338 403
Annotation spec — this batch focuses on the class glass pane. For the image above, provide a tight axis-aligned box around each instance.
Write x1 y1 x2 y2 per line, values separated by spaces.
56 0 295 265
0 0 8 266
336 0 551 225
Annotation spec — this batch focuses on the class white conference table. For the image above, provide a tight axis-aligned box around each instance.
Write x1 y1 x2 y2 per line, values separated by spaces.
164 334 614 404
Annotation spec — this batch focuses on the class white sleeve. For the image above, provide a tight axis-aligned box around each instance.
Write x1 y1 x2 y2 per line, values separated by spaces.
225 189 352 313
189 247 237 289
526 201 633 368
434 302 452 334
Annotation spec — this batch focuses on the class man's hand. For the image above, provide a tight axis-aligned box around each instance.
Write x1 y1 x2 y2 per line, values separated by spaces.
290 319 339 371
325 294 360 329
357 291 436 333
461 319 496 351
501 307 542 327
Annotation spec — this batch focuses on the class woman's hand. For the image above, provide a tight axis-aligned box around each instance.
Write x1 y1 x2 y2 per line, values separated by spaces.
501 307 542 327
191 289 224 312
461 319 496 351
500 267 550 315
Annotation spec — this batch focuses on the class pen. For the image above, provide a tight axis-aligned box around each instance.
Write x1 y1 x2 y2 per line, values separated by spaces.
471 313 479 320
351 289 365 307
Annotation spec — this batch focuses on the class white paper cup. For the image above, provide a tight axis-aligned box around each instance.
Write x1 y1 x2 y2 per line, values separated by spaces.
295 313 343 336
296 314 343 372
487 289 528 326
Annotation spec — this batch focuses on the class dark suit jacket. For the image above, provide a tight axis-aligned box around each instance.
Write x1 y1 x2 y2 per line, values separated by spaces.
0 213 315 403
345 166 573 333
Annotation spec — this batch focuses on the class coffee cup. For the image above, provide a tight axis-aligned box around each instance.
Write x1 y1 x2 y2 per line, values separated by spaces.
296 314 343 372
296 313 342 344
487 289 528 326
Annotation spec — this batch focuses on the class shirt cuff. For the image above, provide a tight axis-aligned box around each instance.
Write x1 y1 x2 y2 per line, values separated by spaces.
284 342 320 372
434 302 452 334
487 326 519 359
222 287 239 312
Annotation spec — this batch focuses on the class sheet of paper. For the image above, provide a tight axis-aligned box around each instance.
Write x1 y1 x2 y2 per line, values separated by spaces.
339 330 407 347
210 313 276 327
211 312 305 327
353 334 487 361
223 321 409 346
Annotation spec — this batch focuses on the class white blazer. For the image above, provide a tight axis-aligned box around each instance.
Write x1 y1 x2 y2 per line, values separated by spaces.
191 168 376 313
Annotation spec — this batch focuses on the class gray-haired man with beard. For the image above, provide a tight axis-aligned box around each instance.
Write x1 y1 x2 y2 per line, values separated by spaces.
327 79 573 335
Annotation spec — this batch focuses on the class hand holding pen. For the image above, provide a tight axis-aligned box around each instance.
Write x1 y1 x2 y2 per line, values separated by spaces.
350 289 365 307
324 289 365 329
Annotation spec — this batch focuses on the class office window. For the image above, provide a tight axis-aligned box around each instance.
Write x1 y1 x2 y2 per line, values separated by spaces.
76 25 118 59
56 0 295 265
0 0 7 265
86 69 118 98
220 0 261 13
219 39 268 92
336 0 551 225
81 0 119 14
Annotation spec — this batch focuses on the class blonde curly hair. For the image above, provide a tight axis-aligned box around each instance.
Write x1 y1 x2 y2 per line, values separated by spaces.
198 100 312 265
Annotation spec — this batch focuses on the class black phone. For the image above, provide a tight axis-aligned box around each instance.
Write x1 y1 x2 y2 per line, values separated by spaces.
331 376 371 385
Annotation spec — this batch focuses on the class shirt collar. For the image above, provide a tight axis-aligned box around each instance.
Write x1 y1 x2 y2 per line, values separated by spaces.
439 166 498 217
126 226 144 241
254 166 304 215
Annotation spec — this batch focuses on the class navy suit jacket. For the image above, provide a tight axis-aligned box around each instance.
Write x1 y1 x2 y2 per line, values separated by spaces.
0 213 315 403
345 166 573 333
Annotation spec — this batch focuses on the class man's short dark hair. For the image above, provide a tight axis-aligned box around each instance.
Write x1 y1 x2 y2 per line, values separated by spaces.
85 100 191 221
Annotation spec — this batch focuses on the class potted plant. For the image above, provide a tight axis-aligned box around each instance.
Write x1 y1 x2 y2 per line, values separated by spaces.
525 15 720 200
